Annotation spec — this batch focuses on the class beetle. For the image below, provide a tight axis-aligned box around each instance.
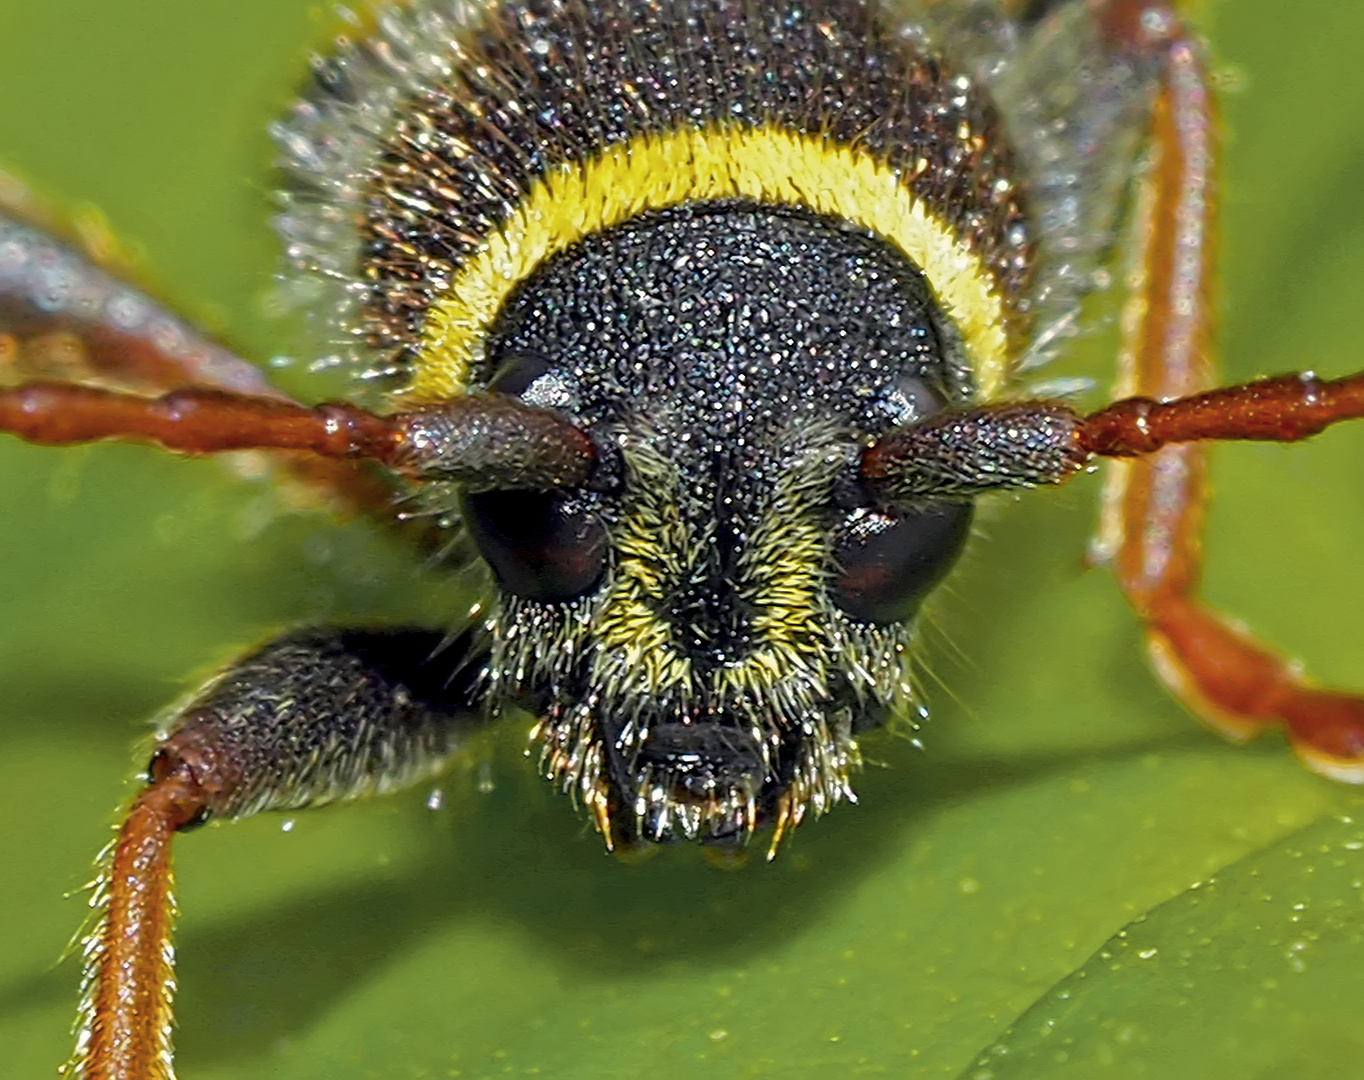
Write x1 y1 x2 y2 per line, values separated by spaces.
2 2 1364 1080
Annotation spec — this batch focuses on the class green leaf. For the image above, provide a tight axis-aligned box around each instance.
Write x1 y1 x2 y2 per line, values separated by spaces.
963 813 1364 1079
1 1 1363 1078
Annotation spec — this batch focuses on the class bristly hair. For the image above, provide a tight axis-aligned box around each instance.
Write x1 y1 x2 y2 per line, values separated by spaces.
268 0 1165 849
272 0 1161 394
480 422 907 846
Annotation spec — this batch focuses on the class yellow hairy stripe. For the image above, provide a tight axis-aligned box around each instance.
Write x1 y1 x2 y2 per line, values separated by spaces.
410 124 1010 401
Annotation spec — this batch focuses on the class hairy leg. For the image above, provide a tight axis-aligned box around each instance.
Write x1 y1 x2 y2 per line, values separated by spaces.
71 627 488 1080
1093 2 1364 777
859 2 1364 779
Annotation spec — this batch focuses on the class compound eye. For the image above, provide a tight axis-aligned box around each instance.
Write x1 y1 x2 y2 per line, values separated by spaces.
873 372 949 427
463 489 607 602
488 351 581 412
832 501 973 624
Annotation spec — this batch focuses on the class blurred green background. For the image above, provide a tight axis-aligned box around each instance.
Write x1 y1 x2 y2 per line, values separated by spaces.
1 1 1363 1077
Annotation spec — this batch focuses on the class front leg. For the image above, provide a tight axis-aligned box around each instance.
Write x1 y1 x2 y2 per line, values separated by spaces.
1090 3 1364 777
70 626 487 1080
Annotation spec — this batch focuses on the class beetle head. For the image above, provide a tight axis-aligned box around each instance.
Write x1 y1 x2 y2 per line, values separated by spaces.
457 202 975 851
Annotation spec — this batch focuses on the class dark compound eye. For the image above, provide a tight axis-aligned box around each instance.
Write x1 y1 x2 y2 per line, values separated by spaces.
832 501 973 625
466 352 606 602
872 372 949 427
462 489 607 602
488 351 581 412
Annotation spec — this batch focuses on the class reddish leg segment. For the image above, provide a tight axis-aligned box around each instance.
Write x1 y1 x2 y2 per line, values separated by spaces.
72 774 207 1080
1096 3 1364 778
68 628 487 1080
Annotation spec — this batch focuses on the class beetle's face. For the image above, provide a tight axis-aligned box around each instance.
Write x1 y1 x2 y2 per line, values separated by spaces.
282 0 1075 851
459 202 975 848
